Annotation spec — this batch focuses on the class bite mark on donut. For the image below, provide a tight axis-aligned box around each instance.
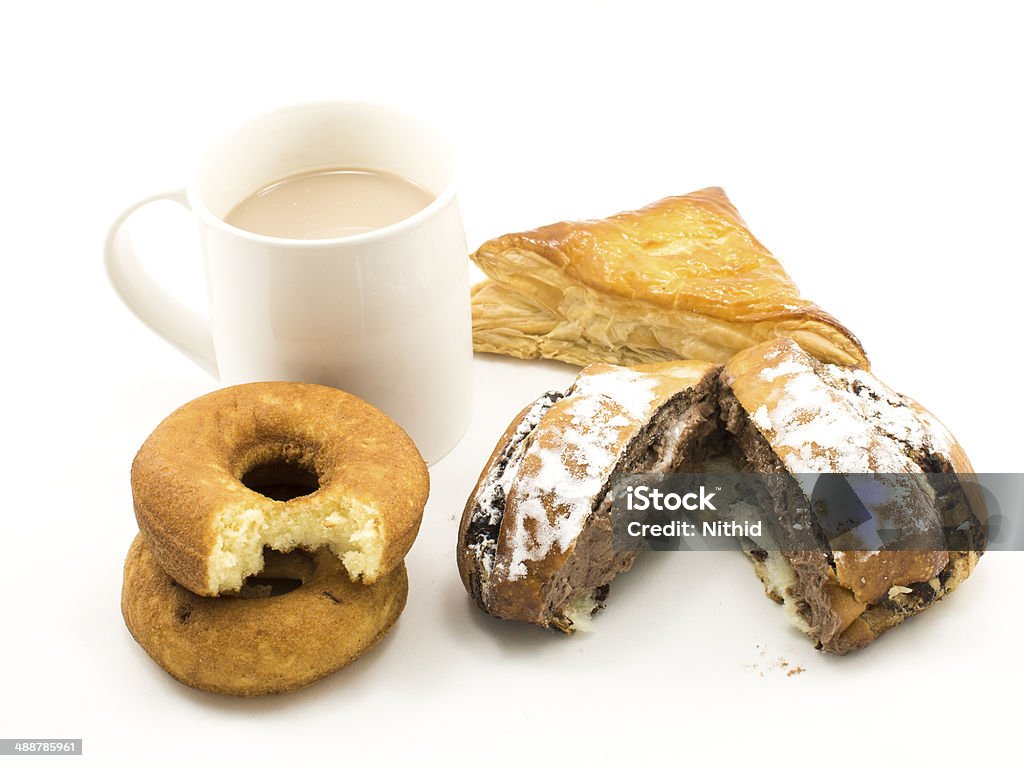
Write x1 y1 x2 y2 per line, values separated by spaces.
131 383 428 600
201 438 389 593
208 490 386 595
206 430 391 595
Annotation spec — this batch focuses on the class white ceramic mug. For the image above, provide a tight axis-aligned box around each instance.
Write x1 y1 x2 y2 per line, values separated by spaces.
105 101 473 464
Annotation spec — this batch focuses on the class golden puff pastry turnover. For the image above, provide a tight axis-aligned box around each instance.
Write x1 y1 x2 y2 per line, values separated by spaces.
471 187 868 368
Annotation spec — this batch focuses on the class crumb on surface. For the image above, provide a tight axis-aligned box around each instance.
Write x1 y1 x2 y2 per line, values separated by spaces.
743 648 807 678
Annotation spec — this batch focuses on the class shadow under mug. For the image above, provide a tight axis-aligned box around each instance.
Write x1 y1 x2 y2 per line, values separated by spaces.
105 101 474 464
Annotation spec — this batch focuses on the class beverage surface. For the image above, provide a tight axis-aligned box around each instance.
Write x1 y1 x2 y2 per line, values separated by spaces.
225 167 435 239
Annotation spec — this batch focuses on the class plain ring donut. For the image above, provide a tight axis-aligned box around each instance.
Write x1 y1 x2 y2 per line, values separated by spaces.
121 535 408 696
131 381 429 596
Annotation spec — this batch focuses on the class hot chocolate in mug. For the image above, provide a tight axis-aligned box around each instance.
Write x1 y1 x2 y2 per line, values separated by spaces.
105 101 473 464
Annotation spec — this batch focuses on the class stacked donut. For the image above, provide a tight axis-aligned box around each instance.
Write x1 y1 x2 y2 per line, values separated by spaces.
121 382 429 696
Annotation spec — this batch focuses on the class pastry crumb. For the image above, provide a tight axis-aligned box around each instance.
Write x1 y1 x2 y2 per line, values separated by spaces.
744 648 806 678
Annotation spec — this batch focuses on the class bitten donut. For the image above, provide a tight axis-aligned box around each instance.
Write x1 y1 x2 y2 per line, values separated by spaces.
131 382 429 596
122 535 407 696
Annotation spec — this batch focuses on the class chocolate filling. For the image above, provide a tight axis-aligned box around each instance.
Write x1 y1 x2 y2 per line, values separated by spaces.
718 380 842 645
544 379 724 629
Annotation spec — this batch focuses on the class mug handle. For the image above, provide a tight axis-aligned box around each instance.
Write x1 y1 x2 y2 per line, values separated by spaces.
104 190 219 379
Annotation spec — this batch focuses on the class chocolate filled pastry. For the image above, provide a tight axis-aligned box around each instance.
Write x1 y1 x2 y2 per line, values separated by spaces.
471 188 868 368
720 338 984 653
458 340 984 653
458 360 723 631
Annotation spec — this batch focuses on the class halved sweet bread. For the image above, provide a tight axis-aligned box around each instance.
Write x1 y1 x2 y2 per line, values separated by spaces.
458 360 721 630
458 340 984 653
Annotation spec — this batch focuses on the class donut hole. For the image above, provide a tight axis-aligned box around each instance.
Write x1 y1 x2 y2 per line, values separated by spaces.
241 460 320 502
235 548 315 599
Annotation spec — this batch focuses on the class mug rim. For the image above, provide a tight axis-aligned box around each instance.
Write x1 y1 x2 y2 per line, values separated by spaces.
186 100 458 249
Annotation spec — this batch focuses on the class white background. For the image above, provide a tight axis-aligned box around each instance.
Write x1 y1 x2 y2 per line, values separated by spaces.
2 1 1021 765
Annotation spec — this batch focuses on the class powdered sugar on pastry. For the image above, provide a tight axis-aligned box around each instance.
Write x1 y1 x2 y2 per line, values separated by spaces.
908 404 955 457
750 347 929 475
570 367 660 419
828 366 954 458
759 359 806 382
467 392 561 579
502 367 662 581
750 404 771 432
